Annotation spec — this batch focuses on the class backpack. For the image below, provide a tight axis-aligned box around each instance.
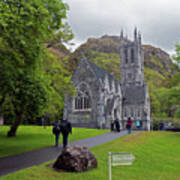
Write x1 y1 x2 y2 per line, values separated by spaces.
60 121 72 134
53 125 60 135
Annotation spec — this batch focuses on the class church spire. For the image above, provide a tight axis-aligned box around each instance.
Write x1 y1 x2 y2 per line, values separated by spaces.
138 30 141 44
134 27 137 41
120 29 123 40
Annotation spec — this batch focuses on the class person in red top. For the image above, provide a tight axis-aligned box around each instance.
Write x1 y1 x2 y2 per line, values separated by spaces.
126 117 132 134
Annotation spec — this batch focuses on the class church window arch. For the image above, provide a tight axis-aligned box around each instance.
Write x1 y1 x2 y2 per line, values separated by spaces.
124 107 127 117
131 48 134 63
74 83 91 111
124 49 128 63
131 107 133 117
137 108 140 117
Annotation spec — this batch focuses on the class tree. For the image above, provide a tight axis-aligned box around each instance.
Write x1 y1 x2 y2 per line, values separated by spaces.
174 45 180 66
0 0 72 136
42 50 75 121
7 71 51 136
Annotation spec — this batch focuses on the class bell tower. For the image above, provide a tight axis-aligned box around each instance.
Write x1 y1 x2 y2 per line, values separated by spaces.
120 28 144 86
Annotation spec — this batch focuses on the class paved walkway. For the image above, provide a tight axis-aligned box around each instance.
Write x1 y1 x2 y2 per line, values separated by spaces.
0 131 128 177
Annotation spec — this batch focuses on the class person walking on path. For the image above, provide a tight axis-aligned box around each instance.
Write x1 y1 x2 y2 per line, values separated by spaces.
114 118 120 132
52 120 61 147
60 119 72 148
126 117 132 134
110 120 114 132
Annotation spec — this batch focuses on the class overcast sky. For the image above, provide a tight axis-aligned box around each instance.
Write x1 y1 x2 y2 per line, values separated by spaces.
63 0 180 53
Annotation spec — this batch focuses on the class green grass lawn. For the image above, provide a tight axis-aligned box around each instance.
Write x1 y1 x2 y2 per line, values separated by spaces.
2 131 180 180
0 126 108 158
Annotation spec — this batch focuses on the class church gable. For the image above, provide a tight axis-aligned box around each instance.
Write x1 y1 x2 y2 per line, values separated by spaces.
71 57 98 85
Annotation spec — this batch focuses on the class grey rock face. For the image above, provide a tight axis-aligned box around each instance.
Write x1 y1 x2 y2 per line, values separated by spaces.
53 145 98 172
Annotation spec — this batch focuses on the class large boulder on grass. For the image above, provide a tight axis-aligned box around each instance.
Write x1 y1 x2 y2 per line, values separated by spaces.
53 145 97 172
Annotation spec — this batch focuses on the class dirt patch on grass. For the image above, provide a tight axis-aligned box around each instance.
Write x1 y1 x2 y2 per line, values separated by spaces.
123 131 143 142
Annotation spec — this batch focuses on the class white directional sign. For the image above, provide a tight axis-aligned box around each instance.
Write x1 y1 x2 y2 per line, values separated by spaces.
108 152 135 180
112 153 135 166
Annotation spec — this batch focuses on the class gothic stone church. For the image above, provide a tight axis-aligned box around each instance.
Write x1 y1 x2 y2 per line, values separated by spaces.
63 29 151 130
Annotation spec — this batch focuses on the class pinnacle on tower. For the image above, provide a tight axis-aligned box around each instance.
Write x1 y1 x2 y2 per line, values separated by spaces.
138 31 141 44
120 29 124 39
134 27 137 41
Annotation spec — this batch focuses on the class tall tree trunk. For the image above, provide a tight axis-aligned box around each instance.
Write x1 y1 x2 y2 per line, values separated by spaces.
7 113 23 137
0 96 5 125
0 96 5 106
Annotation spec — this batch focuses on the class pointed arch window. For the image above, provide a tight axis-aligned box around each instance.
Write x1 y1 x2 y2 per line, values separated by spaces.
124 49 128 63
137 108 140 117
74 83 91 111
131 107 134 117
131 48 134 63
124 108 127 117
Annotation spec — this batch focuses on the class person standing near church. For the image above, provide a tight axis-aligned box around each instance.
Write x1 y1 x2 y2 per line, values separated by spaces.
136 120 141 130
60 119 72 148
110 120 114 132
53 120 61 147
126 117 132 134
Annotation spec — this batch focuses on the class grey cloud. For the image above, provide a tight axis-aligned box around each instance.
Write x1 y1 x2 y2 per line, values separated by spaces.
64 0 180 52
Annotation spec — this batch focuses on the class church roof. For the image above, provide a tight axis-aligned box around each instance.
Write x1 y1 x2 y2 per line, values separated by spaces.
122 85 146 105
87 60 112 81
87 59 118 84
78 57 120 92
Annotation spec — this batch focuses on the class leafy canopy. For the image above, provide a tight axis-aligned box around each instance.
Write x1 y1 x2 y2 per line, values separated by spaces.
0 0 72 134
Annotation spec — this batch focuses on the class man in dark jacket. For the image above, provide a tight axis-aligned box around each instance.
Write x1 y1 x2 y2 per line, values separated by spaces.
110 120 114 131
52 120 61 147
114 118 120 132
60 120 72 148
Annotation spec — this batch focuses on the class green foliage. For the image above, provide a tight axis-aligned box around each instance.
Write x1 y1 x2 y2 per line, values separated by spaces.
174 109 180 118
0 0 72 135
174 45 180 65
148 85 161 116
155 86 180 117
91 51 120 79
149 55 164 69
43 50 75 121
144 68 166 88
168 73 180 87
47 22 74 48
152 119 161 130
